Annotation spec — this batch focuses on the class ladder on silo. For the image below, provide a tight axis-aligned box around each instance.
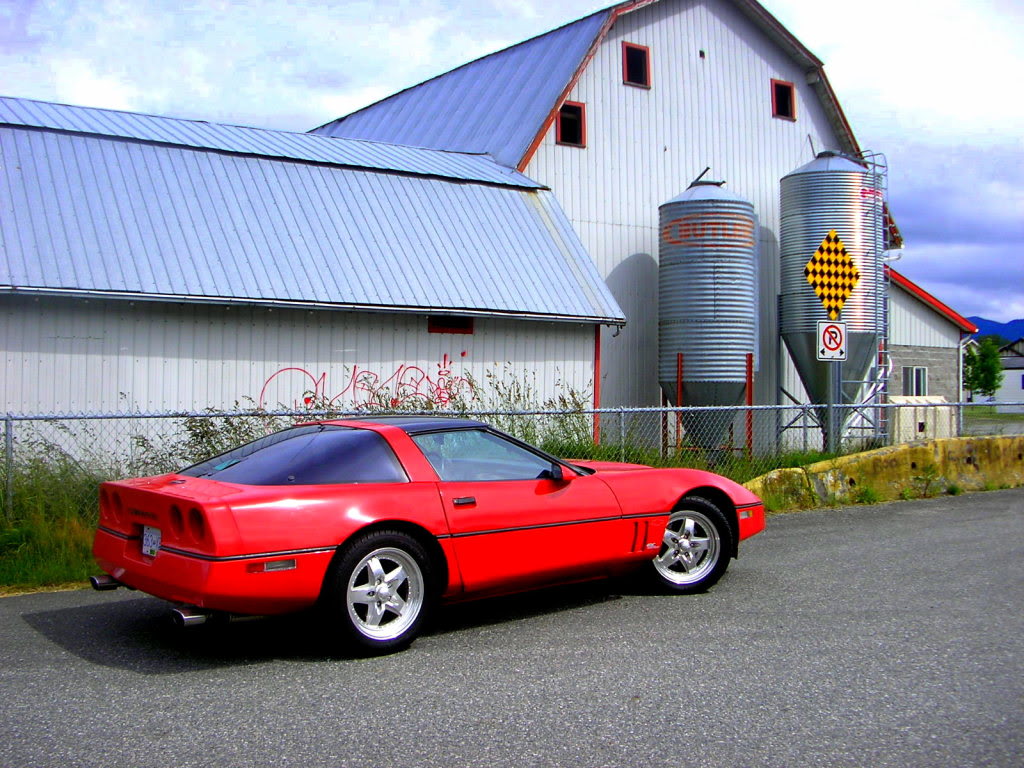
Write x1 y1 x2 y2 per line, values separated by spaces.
840 150 893 446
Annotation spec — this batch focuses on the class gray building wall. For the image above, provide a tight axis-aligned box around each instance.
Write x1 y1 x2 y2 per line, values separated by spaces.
889 345 960 402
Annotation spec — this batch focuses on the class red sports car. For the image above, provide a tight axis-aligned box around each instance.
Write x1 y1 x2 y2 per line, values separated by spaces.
92 417 765 653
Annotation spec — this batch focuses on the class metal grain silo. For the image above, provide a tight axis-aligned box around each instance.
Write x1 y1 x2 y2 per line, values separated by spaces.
779 151 885 425
658 180 757 450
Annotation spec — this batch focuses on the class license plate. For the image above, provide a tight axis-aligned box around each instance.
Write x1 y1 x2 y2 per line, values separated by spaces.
141 525 161 557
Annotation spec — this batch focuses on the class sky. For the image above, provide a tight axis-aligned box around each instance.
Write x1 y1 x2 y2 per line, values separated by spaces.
2 0 1022 322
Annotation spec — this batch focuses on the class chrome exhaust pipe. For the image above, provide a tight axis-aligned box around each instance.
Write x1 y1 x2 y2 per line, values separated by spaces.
171 606 213 627
89 574 123 591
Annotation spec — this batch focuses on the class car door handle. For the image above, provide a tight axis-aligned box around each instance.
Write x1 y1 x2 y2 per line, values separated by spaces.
453 496 476 506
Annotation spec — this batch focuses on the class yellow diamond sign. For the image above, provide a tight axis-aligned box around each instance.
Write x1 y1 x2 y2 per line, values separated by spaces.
804 230 860 320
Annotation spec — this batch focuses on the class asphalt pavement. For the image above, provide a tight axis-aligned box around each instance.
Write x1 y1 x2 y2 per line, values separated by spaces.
2 489 1022 768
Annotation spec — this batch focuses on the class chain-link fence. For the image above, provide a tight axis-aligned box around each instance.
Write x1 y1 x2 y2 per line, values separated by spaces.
3 401 1023 523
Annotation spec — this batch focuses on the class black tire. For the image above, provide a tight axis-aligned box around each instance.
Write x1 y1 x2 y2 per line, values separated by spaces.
650 496 731 594
323 529 434 654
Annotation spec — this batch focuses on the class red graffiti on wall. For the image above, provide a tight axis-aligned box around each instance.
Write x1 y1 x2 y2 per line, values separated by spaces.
258 354 473 410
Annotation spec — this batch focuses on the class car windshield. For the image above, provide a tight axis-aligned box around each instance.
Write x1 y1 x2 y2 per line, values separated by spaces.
179 425 408 485
412 428 556 482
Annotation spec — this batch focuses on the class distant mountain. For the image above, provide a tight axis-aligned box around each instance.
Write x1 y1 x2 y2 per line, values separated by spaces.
969 316 1024 343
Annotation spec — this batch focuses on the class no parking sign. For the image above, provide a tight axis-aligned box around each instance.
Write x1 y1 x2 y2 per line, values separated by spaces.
817 320 847 361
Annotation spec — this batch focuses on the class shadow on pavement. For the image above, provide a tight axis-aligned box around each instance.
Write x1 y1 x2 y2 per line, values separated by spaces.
22 596 334 674
20 578 647 674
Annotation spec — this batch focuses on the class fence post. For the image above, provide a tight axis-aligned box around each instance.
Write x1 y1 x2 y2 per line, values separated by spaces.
618 407 625 463
4 414 13 521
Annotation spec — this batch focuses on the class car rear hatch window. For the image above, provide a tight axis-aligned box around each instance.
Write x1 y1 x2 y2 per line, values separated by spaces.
180 425 408 485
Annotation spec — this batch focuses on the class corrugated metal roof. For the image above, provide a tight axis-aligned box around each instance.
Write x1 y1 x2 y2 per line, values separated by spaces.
0 125 624 324
310 10 609 167
0 95 541 189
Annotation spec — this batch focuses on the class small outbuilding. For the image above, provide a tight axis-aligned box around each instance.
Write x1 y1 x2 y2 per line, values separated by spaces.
887 267 978 402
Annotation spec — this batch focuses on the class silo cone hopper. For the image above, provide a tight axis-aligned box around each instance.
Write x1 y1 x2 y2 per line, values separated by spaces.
781 331 879 406
658 178 757 458
781 329 879 441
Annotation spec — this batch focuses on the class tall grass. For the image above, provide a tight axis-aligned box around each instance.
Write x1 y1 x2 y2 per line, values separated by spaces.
0 451 107 589
1 409 295 591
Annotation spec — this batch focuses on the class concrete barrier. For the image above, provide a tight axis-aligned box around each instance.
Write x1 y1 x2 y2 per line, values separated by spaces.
745 435 1024 511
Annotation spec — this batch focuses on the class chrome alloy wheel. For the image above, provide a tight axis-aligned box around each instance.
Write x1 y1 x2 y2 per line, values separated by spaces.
653 509 721 586
346 547 425 641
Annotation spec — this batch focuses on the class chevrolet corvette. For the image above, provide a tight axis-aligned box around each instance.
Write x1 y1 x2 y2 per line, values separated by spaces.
91 416 765 653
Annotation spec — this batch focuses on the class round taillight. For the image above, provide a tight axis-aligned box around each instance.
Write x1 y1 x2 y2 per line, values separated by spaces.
169 505 185 538
188 507 207 543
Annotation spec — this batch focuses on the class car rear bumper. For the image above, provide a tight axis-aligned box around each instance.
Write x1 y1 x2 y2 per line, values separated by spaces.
93 527 335 615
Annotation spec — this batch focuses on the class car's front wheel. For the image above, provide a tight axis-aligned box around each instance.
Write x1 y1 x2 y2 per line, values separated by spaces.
651 496 730 593
324 530 433 654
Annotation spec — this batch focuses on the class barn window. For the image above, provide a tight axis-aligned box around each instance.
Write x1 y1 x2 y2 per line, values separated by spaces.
556 102 586 147
428 315 474 334
902 366 928 396
622 42 651 88
771 79 796 120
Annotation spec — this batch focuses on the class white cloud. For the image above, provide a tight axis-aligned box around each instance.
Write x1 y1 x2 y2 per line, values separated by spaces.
50 58 141 110
769 0 1024 144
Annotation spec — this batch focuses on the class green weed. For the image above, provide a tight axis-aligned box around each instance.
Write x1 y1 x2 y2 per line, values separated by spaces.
853 485 881 504
913 463 942 498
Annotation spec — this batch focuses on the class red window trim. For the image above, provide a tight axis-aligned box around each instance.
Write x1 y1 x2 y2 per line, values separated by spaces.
427 315 474 335
771 78 796 121
622 42 651 88
555 101 587 148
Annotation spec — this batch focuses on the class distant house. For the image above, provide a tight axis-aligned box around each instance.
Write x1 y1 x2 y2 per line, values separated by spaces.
995 339 1024 413
887 268 978 402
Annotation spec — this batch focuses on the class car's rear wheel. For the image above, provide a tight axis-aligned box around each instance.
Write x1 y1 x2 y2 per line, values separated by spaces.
651 496 730 593
324 530 433 654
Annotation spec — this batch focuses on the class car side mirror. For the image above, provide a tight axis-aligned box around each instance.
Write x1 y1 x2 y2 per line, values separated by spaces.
540 463 573 483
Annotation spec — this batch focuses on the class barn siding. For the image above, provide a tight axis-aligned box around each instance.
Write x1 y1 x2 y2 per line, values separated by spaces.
889 284 963 349
1 295 595 414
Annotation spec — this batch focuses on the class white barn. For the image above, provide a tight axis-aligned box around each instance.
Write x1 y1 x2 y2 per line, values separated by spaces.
0 98 623 414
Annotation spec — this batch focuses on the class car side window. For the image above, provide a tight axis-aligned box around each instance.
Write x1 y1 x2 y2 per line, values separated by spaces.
180 426 408 485
413 430 554 482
